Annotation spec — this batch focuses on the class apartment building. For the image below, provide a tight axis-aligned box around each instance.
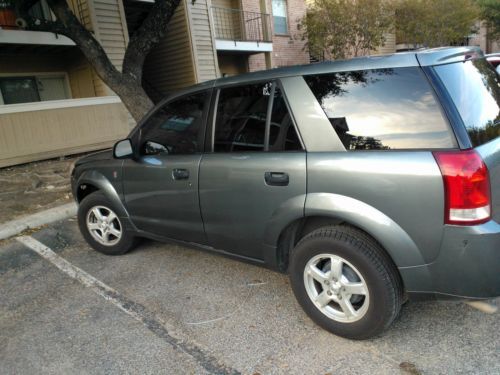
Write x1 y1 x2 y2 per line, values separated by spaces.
0 0 309 167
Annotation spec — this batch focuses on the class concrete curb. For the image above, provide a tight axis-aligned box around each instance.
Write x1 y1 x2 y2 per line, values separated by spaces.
0 202 77 240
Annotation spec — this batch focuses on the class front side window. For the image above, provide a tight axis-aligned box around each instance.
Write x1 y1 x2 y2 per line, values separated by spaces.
304 67 455 150
214 82 302 152
140 92 208 155
434 58 500 147
272 0 288 35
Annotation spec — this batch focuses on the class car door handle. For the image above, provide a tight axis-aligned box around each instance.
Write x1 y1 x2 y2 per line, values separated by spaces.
265 172 289 186
172 168 189 180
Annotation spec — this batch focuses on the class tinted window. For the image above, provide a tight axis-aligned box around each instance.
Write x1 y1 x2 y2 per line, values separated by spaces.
214 83 302 152
140 92 207 155
304 67 454 150
434 59 500 147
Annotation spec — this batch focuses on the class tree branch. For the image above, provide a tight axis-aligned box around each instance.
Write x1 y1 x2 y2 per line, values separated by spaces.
122 0 182 83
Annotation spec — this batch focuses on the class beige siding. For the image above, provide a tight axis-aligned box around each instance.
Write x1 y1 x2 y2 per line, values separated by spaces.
0 100 129 168
143 0 197 96
67 0 93 30
67 61 96 98
85 0 129 97
376 32 396 55
188 0 219 82
93 0 128 71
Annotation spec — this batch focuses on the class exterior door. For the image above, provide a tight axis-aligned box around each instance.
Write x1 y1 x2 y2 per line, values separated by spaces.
123 90 210 243
199 81 306 260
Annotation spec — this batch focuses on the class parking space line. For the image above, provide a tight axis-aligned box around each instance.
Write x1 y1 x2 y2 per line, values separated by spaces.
17 235 239 375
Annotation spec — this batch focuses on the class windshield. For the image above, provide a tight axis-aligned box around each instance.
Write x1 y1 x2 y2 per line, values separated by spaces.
434 58 500 147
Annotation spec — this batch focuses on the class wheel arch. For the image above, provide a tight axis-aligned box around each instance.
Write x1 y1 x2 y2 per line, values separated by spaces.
274 193 427 273
75 170 129 218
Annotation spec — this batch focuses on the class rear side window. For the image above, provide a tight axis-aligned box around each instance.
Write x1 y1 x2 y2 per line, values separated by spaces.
304 67 455 150
434 59 500 147
214 82 302 152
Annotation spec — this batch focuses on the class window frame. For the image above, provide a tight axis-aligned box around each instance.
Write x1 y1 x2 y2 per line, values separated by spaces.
0 72 72 105
135 88 213 157
206 79 305 153
272 0 289 36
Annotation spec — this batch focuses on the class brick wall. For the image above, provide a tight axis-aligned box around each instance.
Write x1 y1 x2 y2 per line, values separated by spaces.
242 0 309 71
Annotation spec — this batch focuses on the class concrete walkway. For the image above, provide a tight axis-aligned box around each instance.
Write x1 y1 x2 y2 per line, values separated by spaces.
0 202 77 240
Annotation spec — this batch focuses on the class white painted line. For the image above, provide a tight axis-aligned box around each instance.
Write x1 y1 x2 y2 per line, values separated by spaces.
0 203 77 240
16 236 237 375
16 235 127 303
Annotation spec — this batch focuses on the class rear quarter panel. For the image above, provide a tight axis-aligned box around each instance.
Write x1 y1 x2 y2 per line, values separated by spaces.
307 151 446 266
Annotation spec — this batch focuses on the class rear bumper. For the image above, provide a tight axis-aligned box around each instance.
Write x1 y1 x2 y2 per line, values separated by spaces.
400 220 500 300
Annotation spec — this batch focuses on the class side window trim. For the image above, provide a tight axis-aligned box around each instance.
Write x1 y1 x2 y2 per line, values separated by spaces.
421 66 470 149
205 88 220 153
263 82 277 151
275 79 306 151
137 89 213 155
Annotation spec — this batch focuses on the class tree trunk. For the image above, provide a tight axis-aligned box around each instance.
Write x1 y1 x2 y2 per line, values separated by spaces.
114 80 155 123
17 0 181 122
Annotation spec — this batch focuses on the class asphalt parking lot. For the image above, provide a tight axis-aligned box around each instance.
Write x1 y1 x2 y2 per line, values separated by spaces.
1 219 499 374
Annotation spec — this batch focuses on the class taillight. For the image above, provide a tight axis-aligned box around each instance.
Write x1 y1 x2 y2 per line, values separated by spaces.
433 150 491 225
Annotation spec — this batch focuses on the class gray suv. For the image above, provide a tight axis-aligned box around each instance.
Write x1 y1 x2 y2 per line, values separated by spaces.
72 47 500 339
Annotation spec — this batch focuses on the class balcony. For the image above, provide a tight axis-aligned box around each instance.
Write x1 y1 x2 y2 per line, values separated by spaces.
211 7 272 53
0 1 74 47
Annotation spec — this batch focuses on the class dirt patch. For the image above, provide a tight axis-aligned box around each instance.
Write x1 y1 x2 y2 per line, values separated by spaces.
0 155 85 224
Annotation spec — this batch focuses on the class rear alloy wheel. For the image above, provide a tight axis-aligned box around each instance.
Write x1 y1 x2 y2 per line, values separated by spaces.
289 225 403 339
304 253 369 323
78 191 138 255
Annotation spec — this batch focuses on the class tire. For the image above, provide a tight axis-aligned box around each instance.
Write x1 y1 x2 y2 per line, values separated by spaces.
77 191 138 255
289 225 403 340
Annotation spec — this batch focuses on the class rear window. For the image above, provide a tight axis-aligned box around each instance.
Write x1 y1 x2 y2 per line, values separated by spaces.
304 67 455 150
434 59 500 147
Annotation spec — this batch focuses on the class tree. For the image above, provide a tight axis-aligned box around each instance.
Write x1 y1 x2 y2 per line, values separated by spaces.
395 0 479 49
301 0 395 61
477 0 500 43
16 0 182 121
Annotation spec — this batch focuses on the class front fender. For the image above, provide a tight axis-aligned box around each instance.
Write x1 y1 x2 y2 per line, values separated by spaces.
75 170 130 219
305 193 426 268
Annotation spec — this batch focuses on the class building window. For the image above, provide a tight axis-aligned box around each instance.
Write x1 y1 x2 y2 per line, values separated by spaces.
272 0 288 35
0 75 70 105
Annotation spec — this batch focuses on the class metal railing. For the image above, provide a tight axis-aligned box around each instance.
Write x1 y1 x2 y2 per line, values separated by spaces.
211 6 272 43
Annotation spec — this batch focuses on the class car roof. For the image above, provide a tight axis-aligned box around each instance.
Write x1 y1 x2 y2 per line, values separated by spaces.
172 46 483 98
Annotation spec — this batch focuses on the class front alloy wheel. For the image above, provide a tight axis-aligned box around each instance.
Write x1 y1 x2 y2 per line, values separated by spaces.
78 191 138 255
86 205 122 246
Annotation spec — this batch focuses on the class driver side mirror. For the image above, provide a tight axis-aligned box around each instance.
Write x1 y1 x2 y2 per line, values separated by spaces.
113 139 134 159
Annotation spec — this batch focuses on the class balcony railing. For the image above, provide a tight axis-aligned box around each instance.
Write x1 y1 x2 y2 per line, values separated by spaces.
211 6 272 43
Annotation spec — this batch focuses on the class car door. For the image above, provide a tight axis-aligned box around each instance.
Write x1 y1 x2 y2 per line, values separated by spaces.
199 81 307 261
122 90 211 244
